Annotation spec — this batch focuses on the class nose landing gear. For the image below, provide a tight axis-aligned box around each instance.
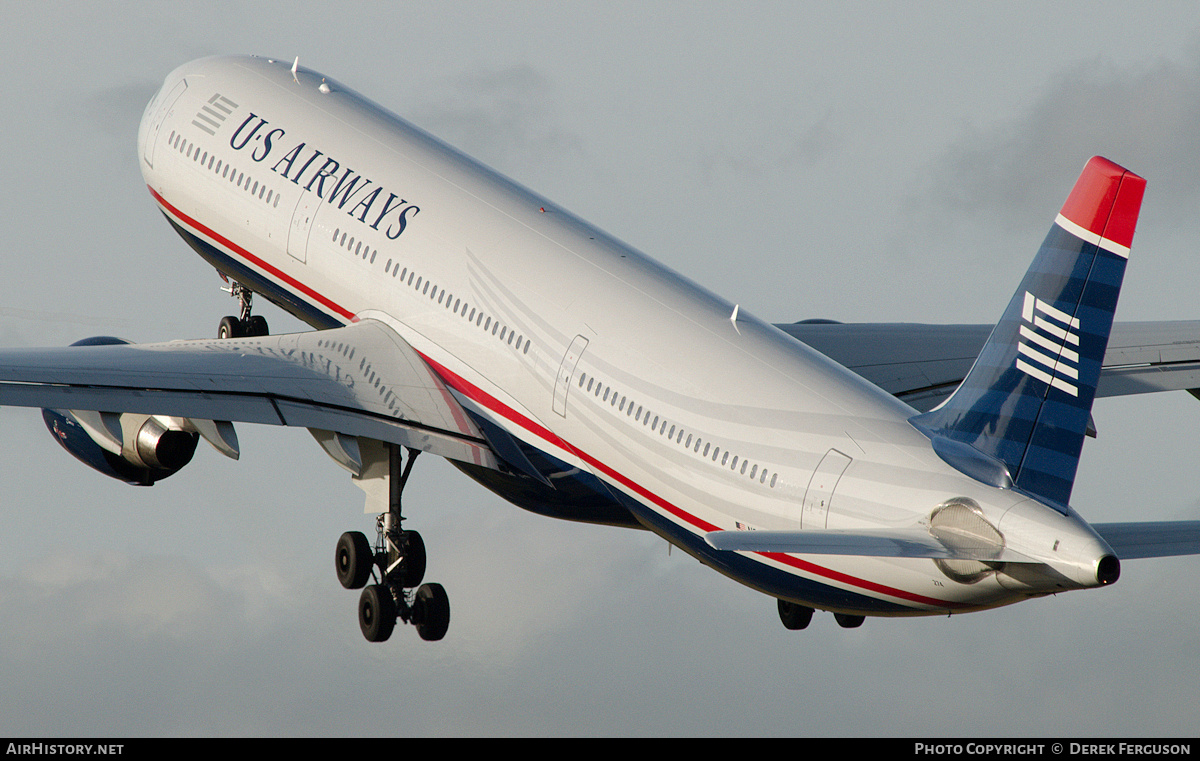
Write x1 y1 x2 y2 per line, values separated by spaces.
216 281 269 338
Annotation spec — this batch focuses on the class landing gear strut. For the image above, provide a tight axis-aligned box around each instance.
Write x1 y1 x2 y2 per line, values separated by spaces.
334 446 451 643
217 281 268 338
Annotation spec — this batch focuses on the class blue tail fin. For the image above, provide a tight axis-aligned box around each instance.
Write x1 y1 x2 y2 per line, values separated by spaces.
913 156 1146 510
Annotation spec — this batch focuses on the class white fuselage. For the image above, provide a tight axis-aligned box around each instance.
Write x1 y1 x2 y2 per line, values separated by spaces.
138 55 1112 617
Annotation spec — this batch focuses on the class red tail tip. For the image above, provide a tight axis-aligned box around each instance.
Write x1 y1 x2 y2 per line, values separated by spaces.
1059 156 1146 251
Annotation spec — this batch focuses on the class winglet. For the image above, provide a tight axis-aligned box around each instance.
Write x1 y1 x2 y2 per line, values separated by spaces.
913 157 1146 510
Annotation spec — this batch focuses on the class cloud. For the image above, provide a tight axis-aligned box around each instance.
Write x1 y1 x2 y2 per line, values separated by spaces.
691 107 840 186
930 50 1200 223
0 552 299 651
407 64 583 177
0 551 309 734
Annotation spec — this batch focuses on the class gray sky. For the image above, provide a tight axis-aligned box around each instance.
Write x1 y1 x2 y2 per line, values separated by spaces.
2 0 1200 736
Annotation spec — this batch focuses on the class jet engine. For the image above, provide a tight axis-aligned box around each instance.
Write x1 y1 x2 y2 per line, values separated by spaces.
39 336 239 485
43 409 199 486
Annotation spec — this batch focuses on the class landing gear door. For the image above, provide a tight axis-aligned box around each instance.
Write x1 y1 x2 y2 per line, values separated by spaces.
553 335 589 417
801 449 852 529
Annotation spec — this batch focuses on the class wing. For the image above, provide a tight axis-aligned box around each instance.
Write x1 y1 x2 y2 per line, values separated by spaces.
1091 521 1200 559
776 320 1200 412
0 318 498 471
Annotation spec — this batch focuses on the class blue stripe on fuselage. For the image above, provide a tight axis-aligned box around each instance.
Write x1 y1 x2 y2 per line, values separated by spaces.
167 211 923 616
165 215 344 331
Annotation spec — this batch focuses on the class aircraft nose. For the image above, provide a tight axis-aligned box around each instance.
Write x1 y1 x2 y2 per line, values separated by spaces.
138 78 169 152
139 72 188 178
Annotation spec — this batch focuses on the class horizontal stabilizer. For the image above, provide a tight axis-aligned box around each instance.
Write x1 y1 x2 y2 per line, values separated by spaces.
1091 521 1200 559
703 528 1037 563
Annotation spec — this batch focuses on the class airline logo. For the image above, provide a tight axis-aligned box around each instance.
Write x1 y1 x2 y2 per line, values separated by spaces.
227 112 421 240
1015 291 1080 396
192 93 238 136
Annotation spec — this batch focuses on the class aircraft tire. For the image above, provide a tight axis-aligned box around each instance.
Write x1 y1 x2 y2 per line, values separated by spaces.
833 613 865 629
412 582 450 642
359 584 397 642
777 599 814 630
393 530 426 589
217 316 243 339
245 315 269 337
336 531 374 590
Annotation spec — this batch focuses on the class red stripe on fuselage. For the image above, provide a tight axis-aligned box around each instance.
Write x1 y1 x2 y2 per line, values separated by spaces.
148 186 356 321
152 186 962 611
415 353 965 610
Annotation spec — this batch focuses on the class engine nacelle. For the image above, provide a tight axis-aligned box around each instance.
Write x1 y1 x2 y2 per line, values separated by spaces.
44 409 199 486
41 336 199 485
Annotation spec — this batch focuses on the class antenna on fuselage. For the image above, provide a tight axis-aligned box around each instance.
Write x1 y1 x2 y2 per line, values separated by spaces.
291 57 300 84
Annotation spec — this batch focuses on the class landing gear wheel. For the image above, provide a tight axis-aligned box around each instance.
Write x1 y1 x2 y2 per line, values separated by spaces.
335 531 374 590
391 530 426 589
833 612 865 629
217 282 267 338
217 315 243 339
412 582 450 641
245 315 269 337
337 447 451 643
359 584 397 642
777 600 814 630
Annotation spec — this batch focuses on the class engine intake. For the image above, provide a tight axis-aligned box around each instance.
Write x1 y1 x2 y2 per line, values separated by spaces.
133 416 198 471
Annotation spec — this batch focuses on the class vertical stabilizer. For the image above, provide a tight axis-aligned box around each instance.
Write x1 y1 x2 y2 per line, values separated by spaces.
913 157 1146 510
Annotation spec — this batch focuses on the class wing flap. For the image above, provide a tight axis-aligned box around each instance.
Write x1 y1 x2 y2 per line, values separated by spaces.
0 319 498 468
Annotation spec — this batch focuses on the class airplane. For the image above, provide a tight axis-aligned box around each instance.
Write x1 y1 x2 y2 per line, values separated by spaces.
2 54 1200 643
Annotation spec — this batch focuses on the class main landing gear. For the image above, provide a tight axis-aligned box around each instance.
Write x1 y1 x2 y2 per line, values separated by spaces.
777 599 865 630
334 447 451 642
217 280 269 338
